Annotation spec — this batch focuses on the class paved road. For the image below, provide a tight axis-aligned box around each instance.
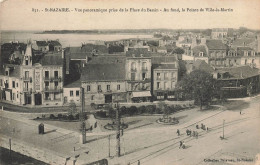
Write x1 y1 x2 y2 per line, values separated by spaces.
0 95 259 165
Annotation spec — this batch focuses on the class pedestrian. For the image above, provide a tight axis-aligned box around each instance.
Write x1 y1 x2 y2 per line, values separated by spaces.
193 131 196 137
196 131 198 139
94 122 97 128
189 130 192 137
240 110 241 115
138 160 140 165
179 141 183 149
186 129 189 136
196 124 199 129
182 141 185 149
201 123 203 129
177 129 180 136
207 127 209 132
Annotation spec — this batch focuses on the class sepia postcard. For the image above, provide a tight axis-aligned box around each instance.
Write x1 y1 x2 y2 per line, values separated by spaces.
0 0 260 165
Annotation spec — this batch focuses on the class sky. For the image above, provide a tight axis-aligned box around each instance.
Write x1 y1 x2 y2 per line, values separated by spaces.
0 0 260 31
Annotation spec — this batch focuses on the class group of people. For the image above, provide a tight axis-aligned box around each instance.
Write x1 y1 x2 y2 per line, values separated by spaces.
196 123 209 131
186 129 199 138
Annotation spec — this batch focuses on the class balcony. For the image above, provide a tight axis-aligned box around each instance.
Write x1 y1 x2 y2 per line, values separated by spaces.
44 77 51 81
53 76 62 82
23 77 32 82
106 90 112 93
44 86 63 92
23 88 32 93
98 89 102 93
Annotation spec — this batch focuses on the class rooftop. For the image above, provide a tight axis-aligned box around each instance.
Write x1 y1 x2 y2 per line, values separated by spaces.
64 79 81 88
81 63 125 81
154 63 177 70
215 66 259 79
36 41 48 46
206 40 228 50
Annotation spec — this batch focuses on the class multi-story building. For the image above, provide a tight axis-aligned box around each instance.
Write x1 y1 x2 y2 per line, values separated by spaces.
0 64 22 105
153 62 179 100
81 63 127 105
125 48 152 102
202 39 229 67
1 43 64 107
211 28 234 39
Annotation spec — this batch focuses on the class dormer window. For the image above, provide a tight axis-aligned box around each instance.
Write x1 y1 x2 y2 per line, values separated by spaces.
5 71 9 76
199 52 204 57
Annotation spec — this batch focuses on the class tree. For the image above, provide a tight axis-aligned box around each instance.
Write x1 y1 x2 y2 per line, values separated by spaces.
176 70 215 110
172 47 184 55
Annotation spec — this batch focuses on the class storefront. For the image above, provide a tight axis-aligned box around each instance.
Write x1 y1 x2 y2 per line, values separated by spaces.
131 91 152 103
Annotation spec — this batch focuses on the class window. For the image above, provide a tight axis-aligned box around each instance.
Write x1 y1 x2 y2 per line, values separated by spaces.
142 62 147 70
91 95 95 100
117 84 120 90
245 59 247 65
25 60 28 65
13 93 15 100
252 59 255 63
25 71 29 78
54 71 58 78
54 82 58 89
5 71 8 76
45 71 49 78
12 81 15 88
157 73 161 80
107 85 110 91
70 90 73 96
87 85 91 91
142 73 146 80
17 93 19 98
45 82 49 89
45 93 50 100
76 90 80 96
131 73 135 81
0 79 2 86
16 83 18 87
157 82 160 89
131 62 136 71
98 85 102 91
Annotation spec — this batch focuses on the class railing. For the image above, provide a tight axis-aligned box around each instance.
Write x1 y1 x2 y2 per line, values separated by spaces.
23 88 32 93
131 68 137 72
142 68 148 71
98 90 102 93
23 77 32 82
44 77 51 81
107 90 112 93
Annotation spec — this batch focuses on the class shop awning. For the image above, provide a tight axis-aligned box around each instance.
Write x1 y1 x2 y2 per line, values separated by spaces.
132 91 151 98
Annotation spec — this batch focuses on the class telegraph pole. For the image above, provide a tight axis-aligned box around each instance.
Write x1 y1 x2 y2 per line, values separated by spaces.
223 120 225 139
108 134 111 157
81 87 86 144
115 102 121 157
